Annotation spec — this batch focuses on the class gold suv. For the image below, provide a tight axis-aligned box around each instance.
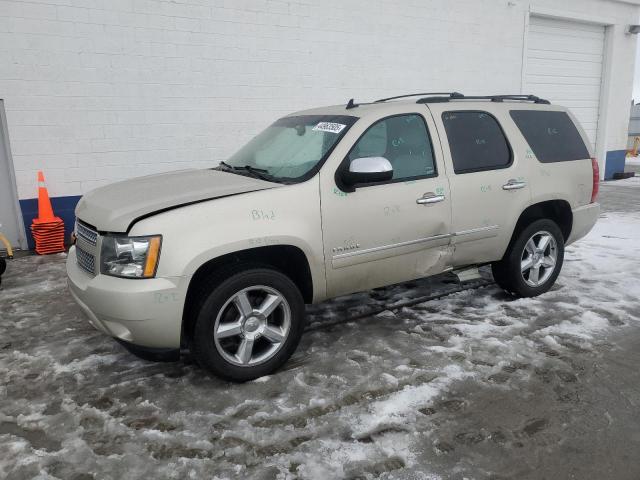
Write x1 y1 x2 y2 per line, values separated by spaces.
67 93 600 381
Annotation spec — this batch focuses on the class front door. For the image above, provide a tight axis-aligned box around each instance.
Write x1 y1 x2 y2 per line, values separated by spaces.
0 100 27 251
320 111 453 298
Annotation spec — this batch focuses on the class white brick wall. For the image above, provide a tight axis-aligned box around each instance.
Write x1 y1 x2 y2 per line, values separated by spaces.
0 0 638 199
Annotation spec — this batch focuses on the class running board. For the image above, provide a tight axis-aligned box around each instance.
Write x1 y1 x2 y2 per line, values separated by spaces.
453 266 482 283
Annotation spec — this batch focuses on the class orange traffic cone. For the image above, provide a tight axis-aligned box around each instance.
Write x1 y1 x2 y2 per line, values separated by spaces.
30 171 65 255
35 171 56 222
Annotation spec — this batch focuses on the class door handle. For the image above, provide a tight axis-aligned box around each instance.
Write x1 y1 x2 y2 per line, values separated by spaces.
502 179 527 191
417 193 445 205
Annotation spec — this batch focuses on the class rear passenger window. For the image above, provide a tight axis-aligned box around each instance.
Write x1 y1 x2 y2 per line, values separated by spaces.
442 111 512 174
510 110 590 163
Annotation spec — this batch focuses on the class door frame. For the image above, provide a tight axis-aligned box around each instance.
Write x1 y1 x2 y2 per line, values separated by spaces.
0 99 28 250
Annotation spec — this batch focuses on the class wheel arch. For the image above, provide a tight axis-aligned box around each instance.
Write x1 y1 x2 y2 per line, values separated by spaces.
505 199 573 256
181 244 314 348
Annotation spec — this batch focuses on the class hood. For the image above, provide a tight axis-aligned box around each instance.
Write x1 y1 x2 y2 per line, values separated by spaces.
75 169 278 232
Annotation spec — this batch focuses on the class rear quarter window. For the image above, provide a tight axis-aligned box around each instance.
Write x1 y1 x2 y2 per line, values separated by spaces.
509 110 590 163
442 111 512 174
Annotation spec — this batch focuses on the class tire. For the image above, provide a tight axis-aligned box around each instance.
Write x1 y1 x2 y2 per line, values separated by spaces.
0 257 6 277
191 266 305 382
492 218 565 298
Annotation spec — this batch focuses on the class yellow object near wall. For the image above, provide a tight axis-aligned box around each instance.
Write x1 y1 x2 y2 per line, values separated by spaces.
0 232 13 258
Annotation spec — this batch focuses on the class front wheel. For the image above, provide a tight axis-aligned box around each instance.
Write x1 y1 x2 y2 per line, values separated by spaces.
492 219 565 298
192 267 305 382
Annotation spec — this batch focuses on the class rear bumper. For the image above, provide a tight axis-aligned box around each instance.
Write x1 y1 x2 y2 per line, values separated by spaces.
66 246 187 349
567 203 600 246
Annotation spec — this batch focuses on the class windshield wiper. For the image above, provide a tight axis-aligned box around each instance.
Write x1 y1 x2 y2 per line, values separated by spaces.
239 165 271 180
216 161 275 181
227 164 274 181
217 160 235 170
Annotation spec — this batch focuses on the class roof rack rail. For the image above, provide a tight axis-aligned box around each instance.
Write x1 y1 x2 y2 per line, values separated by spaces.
374 92 463 103
346 92 465 109
346 93 550 110
417 93 550 104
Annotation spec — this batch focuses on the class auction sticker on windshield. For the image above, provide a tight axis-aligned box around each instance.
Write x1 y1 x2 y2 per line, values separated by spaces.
313 122 347 134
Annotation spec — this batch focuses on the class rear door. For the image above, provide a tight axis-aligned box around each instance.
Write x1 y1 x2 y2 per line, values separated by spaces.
426 104 532 266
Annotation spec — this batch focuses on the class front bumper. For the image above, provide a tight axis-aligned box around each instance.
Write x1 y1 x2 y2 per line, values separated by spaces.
567 202 600 246
66 246 186 348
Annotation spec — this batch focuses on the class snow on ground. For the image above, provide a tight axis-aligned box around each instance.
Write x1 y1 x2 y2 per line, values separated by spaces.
608 175 640 188
626 155 640 166
1 202 640 479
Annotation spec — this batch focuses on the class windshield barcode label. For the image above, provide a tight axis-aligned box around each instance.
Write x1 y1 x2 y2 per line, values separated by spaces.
313 122 346 134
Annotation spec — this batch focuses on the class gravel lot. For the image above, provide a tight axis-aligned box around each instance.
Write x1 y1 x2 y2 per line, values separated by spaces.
1 180 639 480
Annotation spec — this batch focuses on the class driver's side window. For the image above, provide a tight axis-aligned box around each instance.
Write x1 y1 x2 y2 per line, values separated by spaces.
349 114 437 180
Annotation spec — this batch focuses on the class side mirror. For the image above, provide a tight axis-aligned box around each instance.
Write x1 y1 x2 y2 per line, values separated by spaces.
341 156 393 188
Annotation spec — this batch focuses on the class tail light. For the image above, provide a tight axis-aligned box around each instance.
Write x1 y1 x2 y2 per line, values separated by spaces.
591 158 599 203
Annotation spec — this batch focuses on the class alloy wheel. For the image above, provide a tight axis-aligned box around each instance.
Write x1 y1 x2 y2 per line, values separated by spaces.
520 230 558 287
213 285 291 367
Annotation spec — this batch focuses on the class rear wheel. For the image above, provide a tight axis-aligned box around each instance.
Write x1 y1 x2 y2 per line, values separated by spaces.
192 267 305 382
492 219 565 298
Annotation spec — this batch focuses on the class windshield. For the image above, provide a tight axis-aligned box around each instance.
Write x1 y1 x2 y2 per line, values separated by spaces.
221 114 358 183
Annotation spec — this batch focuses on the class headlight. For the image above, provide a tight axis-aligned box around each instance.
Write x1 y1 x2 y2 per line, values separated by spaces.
100 235 162 278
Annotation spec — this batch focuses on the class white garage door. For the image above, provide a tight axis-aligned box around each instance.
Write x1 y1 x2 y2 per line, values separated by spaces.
524 16 605 146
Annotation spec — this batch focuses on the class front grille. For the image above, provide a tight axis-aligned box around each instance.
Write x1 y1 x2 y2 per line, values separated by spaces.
76 220 98 246
76 245 96 275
